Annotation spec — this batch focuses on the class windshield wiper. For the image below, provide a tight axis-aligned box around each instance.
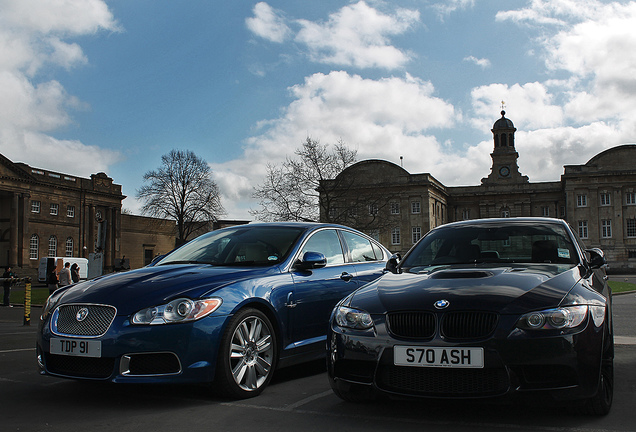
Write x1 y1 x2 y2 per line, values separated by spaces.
158 260 214 265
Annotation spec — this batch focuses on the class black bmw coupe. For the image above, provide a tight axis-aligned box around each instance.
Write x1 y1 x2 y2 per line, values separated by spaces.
328 218 613 415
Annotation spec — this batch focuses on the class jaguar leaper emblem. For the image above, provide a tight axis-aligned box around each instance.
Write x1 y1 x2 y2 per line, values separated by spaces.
76 308 89 322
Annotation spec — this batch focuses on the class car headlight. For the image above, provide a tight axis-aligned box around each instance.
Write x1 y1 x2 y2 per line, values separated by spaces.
132 297 222 325
40 294 60 321
334 306 374 330
517 305 588 330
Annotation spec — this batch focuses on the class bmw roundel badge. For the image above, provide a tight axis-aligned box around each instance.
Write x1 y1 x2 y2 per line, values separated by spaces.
434 299 450 309
76 307 89 322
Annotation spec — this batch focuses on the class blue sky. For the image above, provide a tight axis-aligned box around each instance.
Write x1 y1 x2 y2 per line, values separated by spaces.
2 0 636 219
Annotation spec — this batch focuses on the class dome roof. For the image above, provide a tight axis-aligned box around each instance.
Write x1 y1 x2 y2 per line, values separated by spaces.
493 110 515 129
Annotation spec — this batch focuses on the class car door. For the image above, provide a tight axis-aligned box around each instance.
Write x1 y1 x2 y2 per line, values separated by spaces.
288 229 358 352
340 229 388 286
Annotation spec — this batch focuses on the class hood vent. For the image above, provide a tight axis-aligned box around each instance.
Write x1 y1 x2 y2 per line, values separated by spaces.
429 270 493 280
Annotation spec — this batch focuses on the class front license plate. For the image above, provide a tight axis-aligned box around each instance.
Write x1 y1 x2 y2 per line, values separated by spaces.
394 346 483 368
50 338 102 358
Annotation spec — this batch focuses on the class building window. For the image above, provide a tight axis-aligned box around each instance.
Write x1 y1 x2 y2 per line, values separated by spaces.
65 237 74 257
67 205 75 218
50 203 59 216
411 201 421 214
578 221 588 239
541 206 550 217
601 220 612 238
462 209 470 220
576 194 587 207
600 193 611 206
627 219 636 238
368 203 378 216
48 236 57 257
412 227 421 244
560 206 566 218
30 235 39 260
391 228 401 245
31 200 41 213
629 250 636 259
627 192 636 205
501 208 510 218
390 202 400 215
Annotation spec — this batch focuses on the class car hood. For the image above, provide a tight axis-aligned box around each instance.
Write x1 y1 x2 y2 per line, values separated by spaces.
54 264 280 315
351 264 584 314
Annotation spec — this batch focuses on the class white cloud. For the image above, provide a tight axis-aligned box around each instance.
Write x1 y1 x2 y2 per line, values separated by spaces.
463 55 491 69
470 82 564 131
295 1 420 69
0 0 121 177
432 0 475 19
211 71 458 218
246 1 420 70
245 2 291 43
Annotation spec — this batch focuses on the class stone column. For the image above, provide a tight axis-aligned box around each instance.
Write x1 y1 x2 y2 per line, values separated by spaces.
9 193 18 267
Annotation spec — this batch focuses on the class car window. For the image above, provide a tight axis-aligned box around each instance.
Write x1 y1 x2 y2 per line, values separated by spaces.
401 222 579 272
159 226 305 266
341 231 378 262
300 229 345 265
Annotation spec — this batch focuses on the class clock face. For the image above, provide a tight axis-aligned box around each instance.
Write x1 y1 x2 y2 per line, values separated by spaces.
499 166 510 177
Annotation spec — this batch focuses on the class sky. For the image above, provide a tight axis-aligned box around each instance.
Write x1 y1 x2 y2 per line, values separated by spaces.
2 0 636 220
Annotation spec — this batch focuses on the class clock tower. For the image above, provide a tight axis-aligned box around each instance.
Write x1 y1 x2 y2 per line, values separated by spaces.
481 110 528 184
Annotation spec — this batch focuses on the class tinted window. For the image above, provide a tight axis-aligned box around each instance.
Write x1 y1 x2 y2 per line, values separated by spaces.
341 231 377 262
301 229 344 265
160 226 305 266
401 222 579 272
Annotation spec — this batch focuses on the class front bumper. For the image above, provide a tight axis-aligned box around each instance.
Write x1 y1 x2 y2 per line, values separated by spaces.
327 314 605 402
37 313 229 384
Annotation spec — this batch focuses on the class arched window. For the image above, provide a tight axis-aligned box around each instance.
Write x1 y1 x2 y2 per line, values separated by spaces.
48 236 57 257
30 234 39 260
65 237 74 257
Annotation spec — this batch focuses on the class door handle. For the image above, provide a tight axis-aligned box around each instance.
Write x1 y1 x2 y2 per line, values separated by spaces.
340 272 354 282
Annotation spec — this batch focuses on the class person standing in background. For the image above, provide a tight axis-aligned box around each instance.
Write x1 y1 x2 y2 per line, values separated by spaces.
2 266 16 307
70 263 80 283
58 262 72 287
47 268 59 294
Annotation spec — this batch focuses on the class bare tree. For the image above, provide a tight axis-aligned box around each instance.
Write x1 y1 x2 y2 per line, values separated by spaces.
251 137 357 222
137 150 225 245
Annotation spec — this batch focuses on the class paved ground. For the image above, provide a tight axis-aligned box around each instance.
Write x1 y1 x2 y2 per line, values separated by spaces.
1 279 635 432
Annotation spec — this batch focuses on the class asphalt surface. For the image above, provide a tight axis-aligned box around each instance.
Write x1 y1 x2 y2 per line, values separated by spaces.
1 278 635 432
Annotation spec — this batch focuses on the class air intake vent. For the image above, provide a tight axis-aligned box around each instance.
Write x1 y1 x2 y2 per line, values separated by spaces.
430 271 493 279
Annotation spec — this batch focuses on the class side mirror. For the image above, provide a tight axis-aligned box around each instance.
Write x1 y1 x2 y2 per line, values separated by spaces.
294 252 327 270
385 253 401 274
585 248 606 269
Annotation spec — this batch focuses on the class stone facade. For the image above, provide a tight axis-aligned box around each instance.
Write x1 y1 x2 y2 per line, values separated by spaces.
320 112 636 271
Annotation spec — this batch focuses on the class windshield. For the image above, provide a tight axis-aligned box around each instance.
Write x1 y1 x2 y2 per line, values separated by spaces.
158 226 306 266
401 222 579 273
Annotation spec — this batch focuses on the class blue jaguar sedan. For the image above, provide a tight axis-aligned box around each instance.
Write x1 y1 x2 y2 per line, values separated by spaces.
37 222 390 398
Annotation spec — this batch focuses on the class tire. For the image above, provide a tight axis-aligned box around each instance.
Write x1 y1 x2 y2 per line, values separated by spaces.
584 328 614 415
215 308 277 399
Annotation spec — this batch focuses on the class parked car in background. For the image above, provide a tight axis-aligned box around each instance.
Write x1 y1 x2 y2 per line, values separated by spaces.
328 218 613 415
37 222 390 398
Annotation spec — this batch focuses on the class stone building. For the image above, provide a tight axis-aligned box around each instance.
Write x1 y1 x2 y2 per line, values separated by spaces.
0 153 127 280
320 111 636 271
0 153 248 280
